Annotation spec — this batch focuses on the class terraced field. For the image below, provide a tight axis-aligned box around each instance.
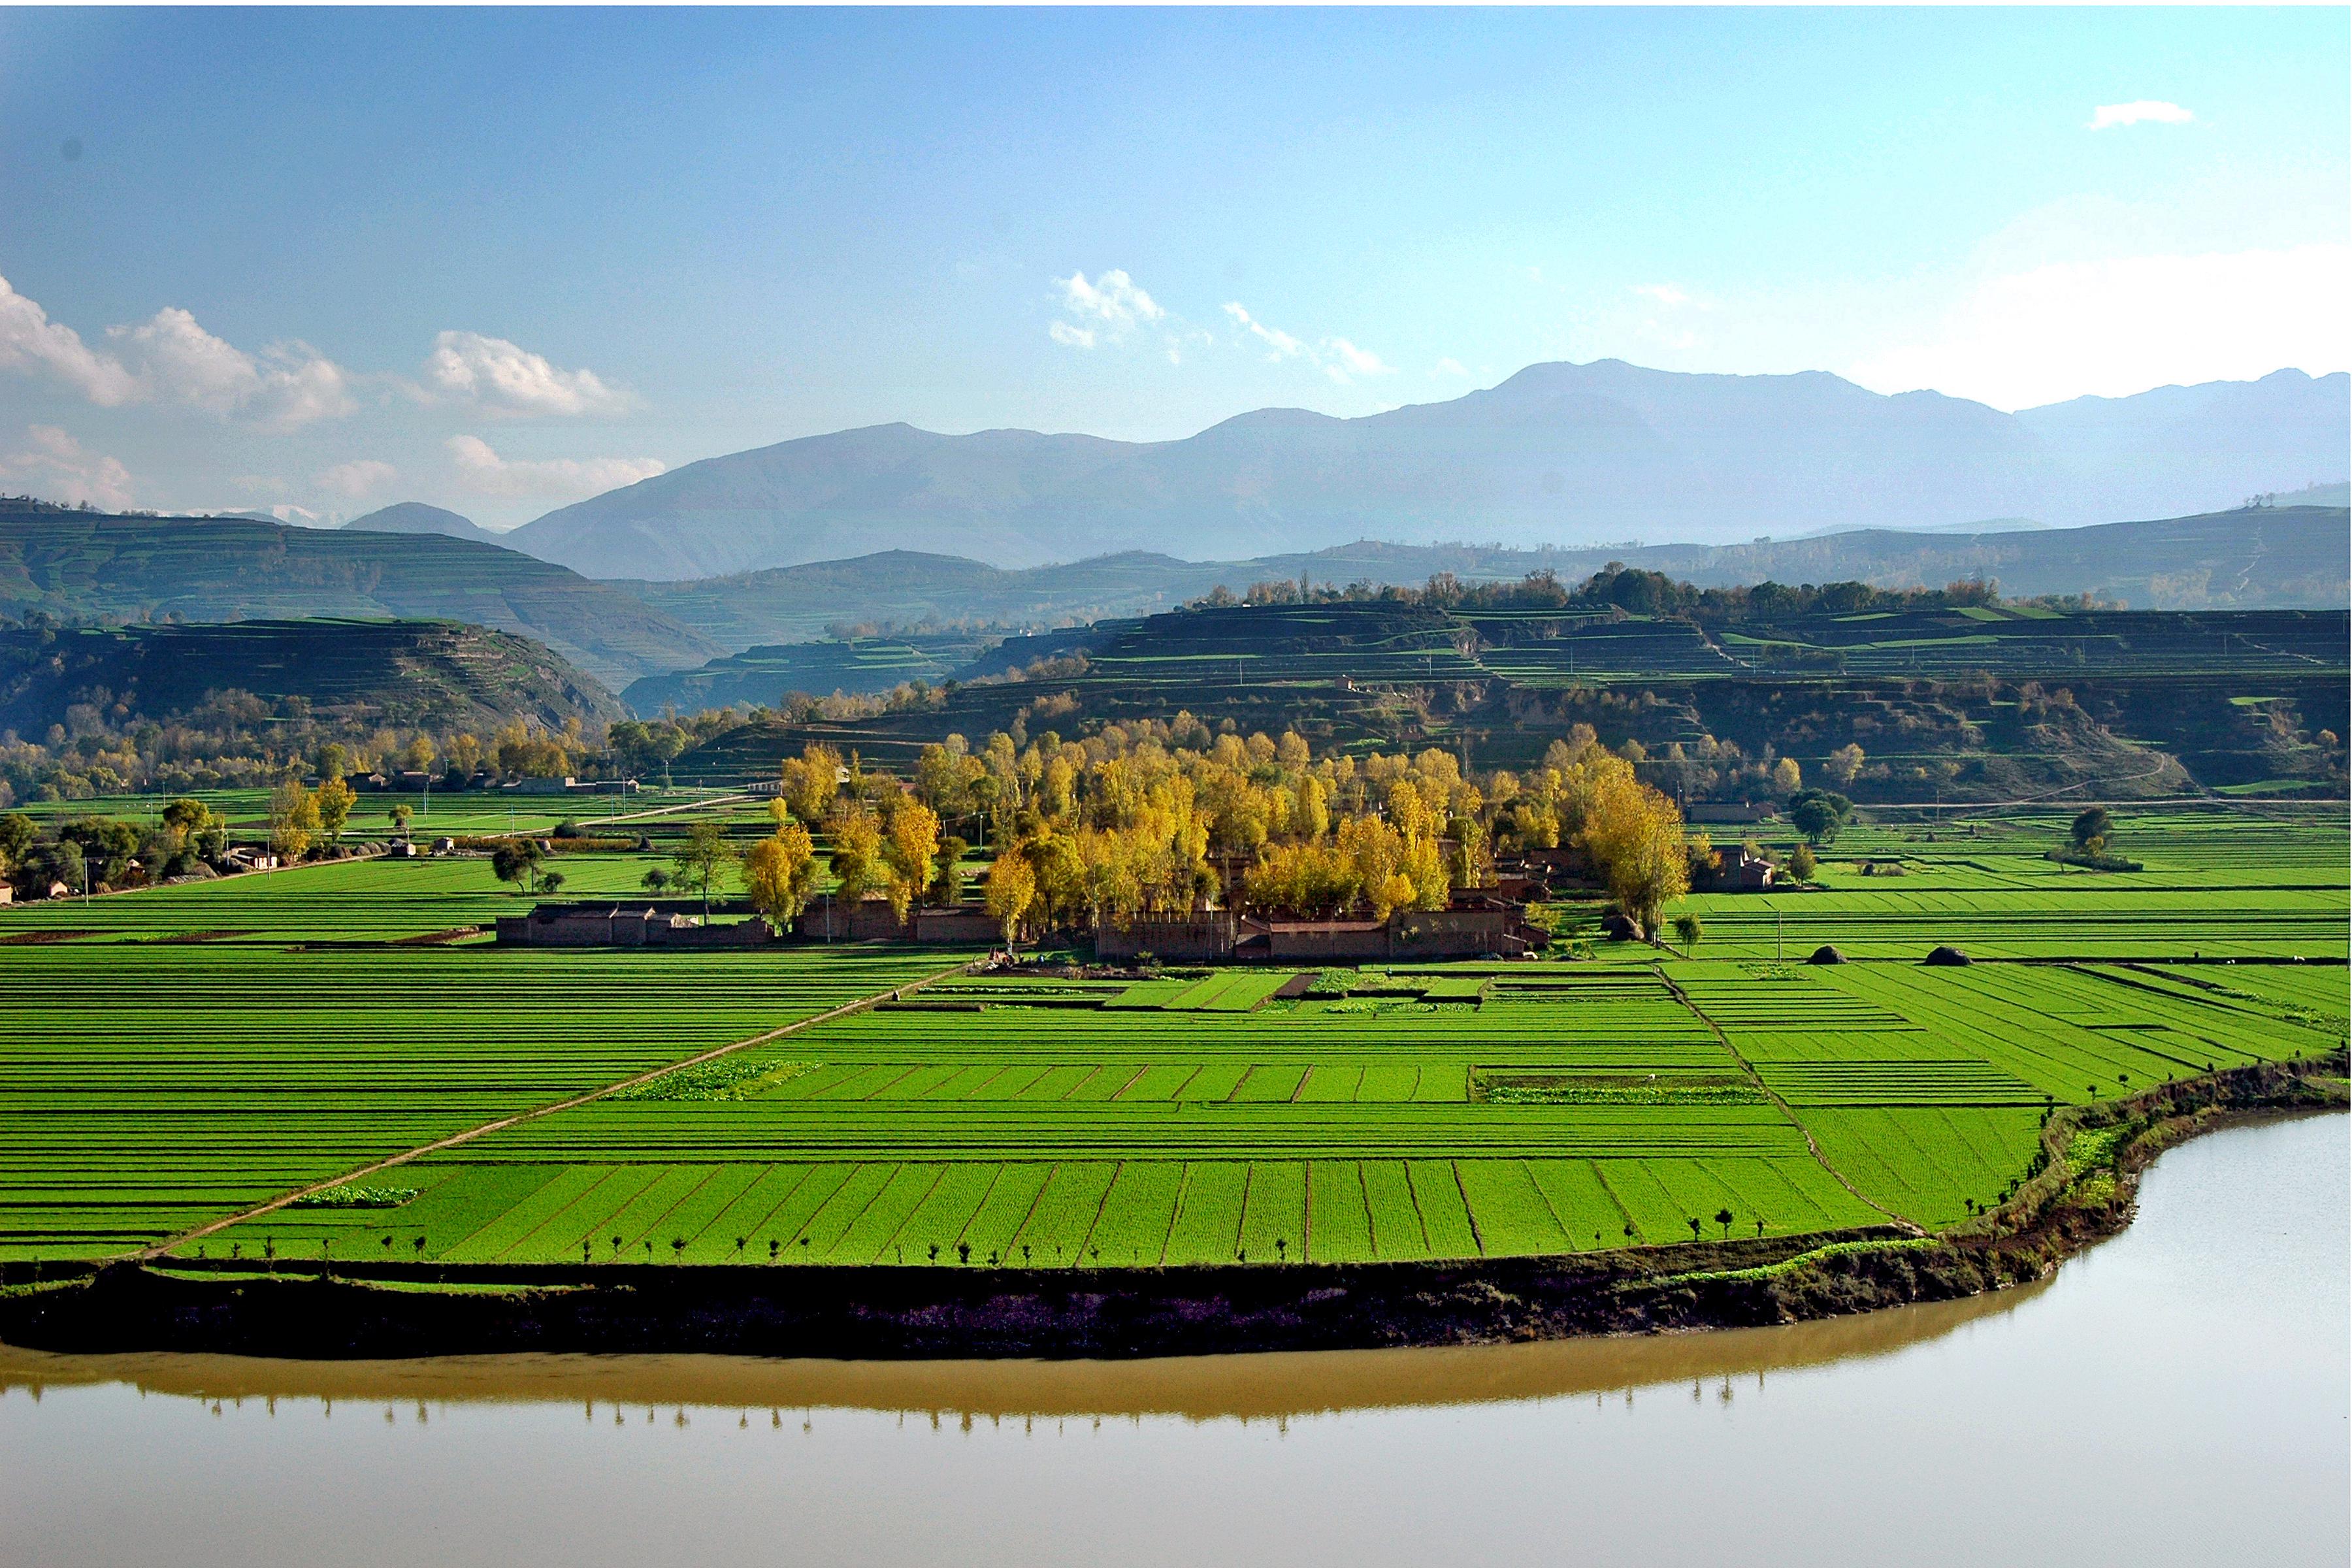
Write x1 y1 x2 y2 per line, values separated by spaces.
4 804 2344 1271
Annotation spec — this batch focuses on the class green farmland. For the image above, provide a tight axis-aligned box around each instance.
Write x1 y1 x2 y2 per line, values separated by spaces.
1 803 2343 1271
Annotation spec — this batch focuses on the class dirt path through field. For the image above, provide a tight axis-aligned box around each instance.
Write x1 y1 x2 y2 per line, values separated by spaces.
1657 963 1925 1234
131 955 975 1262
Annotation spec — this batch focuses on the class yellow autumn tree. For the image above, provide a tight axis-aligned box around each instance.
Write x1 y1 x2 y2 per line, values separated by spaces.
983 851 1036 947
742 822 821 931
881 800 941 923
1577 769 1691 937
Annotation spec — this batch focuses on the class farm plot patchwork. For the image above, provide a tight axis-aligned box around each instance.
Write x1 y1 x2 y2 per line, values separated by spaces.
0 945 962 1258
10 805 2345 1275
196 940 2343 1270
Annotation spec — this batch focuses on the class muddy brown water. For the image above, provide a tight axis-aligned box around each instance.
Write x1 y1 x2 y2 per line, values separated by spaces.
3 1115 2344 1568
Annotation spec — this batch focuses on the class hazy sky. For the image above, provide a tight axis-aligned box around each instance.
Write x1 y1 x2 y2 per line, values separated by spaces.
0 7 2344 527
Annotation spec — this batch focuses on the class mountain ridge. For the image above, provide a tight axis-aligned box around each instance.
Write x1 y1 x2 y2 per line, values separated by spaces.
508 360 2349 580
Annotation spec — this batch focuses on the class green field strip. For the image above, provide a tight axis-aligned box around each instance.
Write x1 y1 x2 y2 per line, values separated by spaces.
1458 1160 1573 1257
1020 1064 1100 1101
956 1163 1054 1264
1086 1162 1185 1267
674 1165 799 1262
1362 1160 1429 1261
785 1164 898 1259
1236 1161 1307 1262
887 1163 1000 1263
1298 1064 1364 1103
1305 1161 1374 1263
440 1164 624 1263
1232 1064 1309 1102
741 1164 857 1257
1408 1161 1480 1258
1529 1159 1634 1248
1162 1162 1247 1266
825 1163 947 1264
1116 1063 1201 1102
1009 1161 1120 1266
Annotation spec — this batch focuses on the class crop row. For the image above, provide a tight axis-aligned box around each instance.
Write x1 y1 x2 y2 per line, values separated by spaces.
195 1152 1887 1267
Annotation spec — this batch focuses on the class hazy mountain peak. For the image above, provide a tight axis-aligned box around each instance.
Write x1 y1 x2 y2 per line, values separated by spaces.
344 501 505 546
501 360 2350 581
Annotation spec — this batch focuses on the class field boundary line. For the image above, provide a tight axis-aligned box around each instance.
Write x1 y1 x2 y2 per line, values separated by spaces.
130 955 979 1263
1656 962 1926 1236
580 792 752 828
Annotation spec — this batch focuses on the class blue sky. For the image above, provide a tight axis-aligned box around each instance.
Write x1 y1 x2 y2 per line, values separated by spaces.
0 7 2344 526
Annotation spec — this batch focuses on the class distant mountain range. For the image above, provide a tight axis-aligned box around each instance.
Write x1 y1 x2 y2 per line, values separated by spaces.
495 361 2349 580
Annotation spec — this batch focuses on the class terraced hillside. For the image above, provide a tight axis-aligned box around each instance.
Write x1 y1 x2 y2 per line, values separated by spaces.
0 505 715 687
672 598 2347 797
0 617 627 734
621 633 993 714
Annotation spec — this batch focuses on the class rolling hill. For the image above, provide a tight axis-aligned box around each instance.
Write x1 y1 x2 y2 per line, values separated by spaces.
671 595 2349 803
0 617 627 738
616 503 2351 652
343 502 512 549
0 503 717 687
506 361 2349 579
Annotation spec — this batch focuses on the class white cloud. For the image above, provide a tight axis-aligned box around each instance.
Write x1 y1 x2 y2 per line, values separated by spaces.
1047 320 1098 350
1222 302 1305 359
1845 242 2351 410
0 276 142 405
1324 337 1394 381
447 434 664 500
1058 270 1164 331
0 425 135 510
427 330 629 416
1633 283 1691 307
0 275 351 429
1223 303 1396 385
1435 357 1470 378
2090 101 2194 131
108 308 354 431
319 459 396 497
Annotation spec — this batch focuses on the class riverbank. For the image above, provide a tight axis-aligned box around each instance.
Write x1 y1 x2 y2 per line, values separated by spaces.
3 1057 2340 1361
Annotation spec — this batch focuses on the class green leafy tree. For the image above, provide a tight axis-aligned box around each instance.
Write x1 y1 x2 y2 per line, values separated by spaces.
490 838 544 895
2071 807 2114 852
1786 789 1853 847
931 836 970 907
1788 844 1818 883
56 815 141 888
0 811 39 874
673 821 736 913
1671 912 1703 956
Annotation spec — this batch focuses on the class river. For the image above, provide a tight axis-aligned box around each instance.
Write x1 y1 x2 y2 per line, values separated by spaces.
3 1114 2344 1568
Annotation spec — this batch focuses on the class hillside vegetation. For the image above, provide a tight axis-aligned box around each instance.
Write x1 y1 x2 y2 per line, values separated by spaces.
616 505 2349 652
0 617 626 739
0 504 717 687
670 587 2348 802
